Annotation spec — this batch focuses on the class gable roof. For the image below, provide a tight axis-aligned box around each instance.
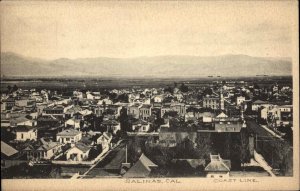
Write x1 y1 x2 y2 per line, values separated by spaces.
216 112 228 118
1 141 18 157
132 119 148 125
11 116 32 124
123 153 157 178
57 129 81 137
102 120 119 126
74 143 91 152
253 100 268 104
14 125 36 132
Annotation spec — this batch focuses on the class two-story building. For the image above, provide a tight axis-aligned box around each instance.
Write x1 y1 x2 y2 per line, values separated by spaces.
56 129 82 144
15 126 38 141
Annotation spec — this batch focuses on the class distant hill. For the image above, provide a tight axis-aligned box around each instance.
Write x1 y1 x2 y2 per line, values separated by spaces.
0 52 292 77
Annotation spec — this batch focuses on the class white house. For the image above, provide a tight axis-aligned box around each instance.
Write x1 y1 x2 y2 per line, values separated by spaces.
97 98 113 105
56 129 82 144
132 120 151 132
65 118 81 129
236 96 246 106
102 120 121 134
252 100 273 111
15 126 37 141
66 143 91 161
96 132 112 149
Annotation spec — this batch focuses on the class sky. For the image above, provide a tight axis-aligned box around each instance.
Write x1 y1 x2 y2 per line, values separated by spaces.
1 1 298 59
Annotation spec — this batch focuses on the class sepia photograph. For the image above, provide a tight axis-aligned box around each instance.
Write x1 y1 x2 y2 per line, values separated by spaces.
1 0 299 190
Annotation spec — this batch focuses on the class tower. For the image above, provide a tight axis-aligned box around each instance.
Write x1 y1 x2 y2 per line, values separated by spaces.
220 87 224 110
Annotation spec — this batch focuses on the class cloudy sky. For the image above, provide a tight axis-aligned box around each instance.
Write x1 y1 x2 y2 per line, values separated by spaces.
1 1 298 59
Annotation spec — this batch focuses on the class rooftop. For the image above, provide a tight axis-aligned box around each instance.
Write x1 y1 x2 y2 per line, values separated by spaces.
14 125 36 132
57 129 81 137
1 141 18 157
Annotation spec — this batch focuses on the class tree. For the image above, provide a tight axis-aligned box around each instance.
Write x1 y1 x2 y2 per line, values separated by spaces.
118 94 129 103
203 87 213 96
12 84 18 92
164 86 174 94
179 83 189 93
163 111 178 118
7 85 12 93
119 107 130 132
195 133 212 161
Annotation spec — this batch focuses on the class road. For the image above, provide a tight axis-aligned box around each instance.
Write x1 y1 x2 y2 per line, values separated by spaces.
84 141 127 178
245 117 293 176
245 117 282 141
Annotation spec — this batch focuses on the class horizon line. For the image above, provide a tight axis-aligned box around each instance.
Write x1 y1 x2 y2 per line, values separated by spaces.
1 51 292 61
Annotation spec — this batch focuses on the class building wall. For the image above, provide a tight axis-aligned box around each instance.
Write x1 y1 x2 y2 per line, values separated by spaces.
16 130 37 141
132 124 150 132
128 107 140 119
203 98 220 110
139 108 151 120
57 134 82 144
66 147 90 161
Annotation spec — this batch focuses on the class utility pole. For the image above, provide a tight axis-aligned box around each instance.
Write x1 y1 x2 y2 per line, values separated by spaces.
125 144 128 163
255 134 258 149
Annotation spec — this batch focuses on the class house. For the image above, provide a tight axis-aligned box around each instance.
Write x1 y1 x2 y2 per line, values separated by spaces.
2 98 15 110
15 99 35 107
203 96 220 110
106 105 122 117
236 96 246 106
56 129 82 144
127 104 141 119
43 105 65 118
66 143 91 161
22 139 62 160
64 105 82 118
10 116 37 127
15 126 37 141
161 106 171 118
65 118 81 129
132 119 151 132
94 105 106 117
37 115 61 127
79 109 93 117
261 105 293 126
102 120 121 134
170 103 186 117
96 132 112 149
198 112 215 123
251 100 272 111
97 98 113 105
153 95 163 103
205 154 231 178
213 118 243 132
86 92 96 100
123 153 158 178
216 112 228 119
139 104 152 120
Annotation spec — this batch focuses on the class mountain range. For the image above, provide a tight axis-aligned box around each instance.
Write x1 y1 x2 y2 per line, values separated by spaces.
0 52 292 77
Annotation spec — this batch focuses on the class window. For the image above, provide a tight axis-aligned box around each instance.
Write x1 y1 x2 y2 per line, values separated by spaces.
66 138 70 141
219 175 223 178
211 175 214 178
21 133 24 139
